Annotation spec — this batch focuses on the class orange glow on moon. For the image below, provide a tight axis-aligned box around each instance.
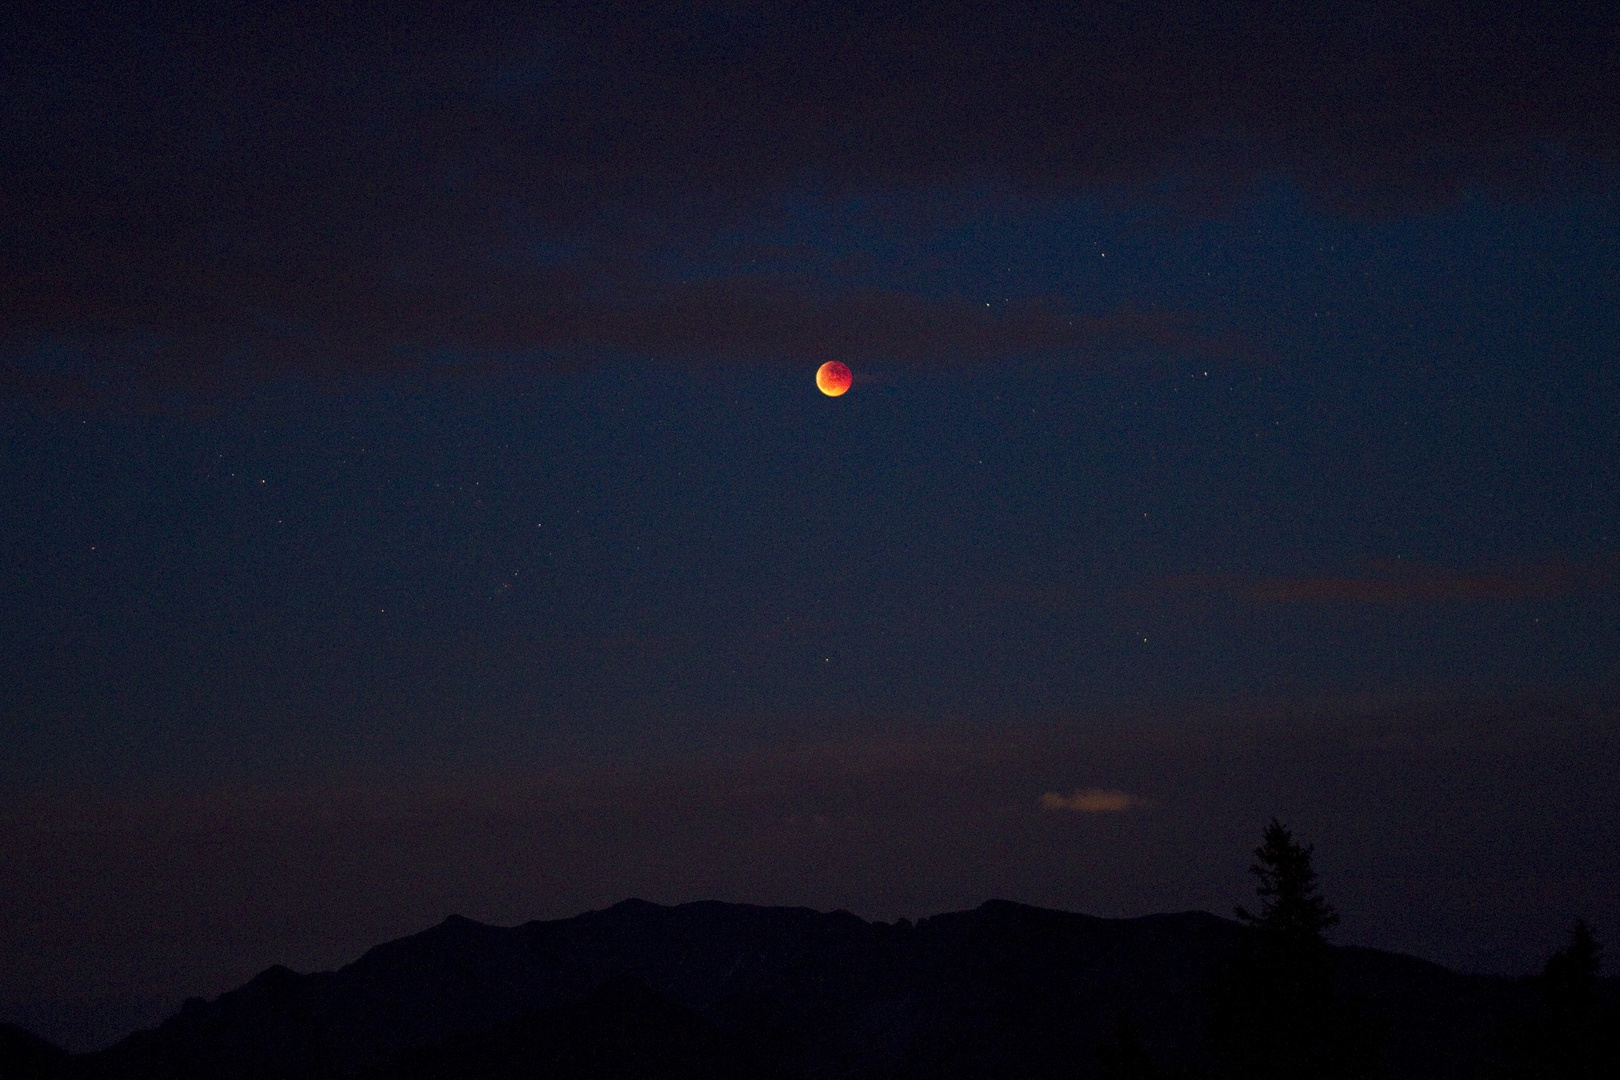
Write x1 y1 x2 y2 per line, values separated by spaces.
816 361 852 397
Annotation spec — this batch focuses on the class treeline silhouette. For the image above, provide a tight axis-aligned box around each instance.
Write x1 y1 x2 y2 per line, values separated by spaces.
2 821 1615 1080
1102 820 1618 1080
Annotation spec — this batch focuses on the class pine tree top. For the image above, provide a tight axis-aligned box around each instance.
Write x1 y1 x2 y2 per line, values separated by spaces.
1543 919 1602 1010
1234 818 1340 941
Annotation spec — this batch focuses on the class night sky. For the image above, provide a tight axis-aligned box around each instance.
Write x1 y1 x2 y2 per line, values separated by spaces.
3 2 1619 1052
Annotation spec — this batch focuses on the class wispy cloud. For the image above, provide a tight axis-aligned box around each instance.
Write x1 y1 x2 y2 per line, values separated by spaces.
4 3 1615 404
0 270 1240 409
1039 788 1136 813
1163 555 1620 606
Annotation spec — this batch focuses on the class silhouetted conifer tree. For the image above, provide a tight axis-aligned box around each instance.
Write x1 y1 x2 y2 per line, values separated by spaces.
1506 920 1619 1080
1234 819 1340 942
1205 819 1374 1080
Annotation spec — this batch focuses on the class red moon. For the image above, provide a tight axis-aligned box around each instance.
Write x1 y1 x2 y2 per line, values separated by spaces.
816 361 852 397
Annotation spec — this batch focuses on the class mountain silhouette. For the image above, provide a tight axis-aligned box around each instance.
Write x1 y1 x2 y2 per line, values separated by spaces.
0 1022 72 1079
13 899 1597 1079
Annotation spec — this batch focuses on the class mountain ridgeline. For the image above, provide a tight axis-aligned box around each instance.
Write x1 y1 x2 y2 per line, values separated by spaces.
6 897 1604 1080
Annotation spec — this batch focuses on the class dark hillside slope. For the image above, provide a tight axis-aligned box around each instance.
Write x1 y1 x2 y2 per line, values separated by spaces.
1335 946 1535 1078
0 1022 71 1079
71 899 1542 1080
379 976 785 1080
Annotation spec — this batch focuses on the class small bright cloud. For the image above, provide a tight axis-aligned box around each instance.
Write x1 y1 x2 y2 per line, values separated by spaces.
1040 788 1135 813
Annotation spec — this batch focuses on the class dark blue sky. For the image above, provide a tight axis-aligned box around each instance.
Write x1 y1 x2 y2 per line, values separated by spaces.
3 2 1618 1052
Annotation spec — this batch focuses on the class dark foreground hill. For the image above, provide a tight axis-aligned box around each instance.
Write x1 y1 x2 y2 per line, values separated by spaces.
0 1023 72 1079
6 899 1588 1080
381 975 790 1080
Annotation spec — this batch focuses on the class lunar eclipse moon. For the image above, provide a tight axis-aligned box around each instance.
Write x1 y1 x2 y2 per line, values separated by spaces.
816 361 852 396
